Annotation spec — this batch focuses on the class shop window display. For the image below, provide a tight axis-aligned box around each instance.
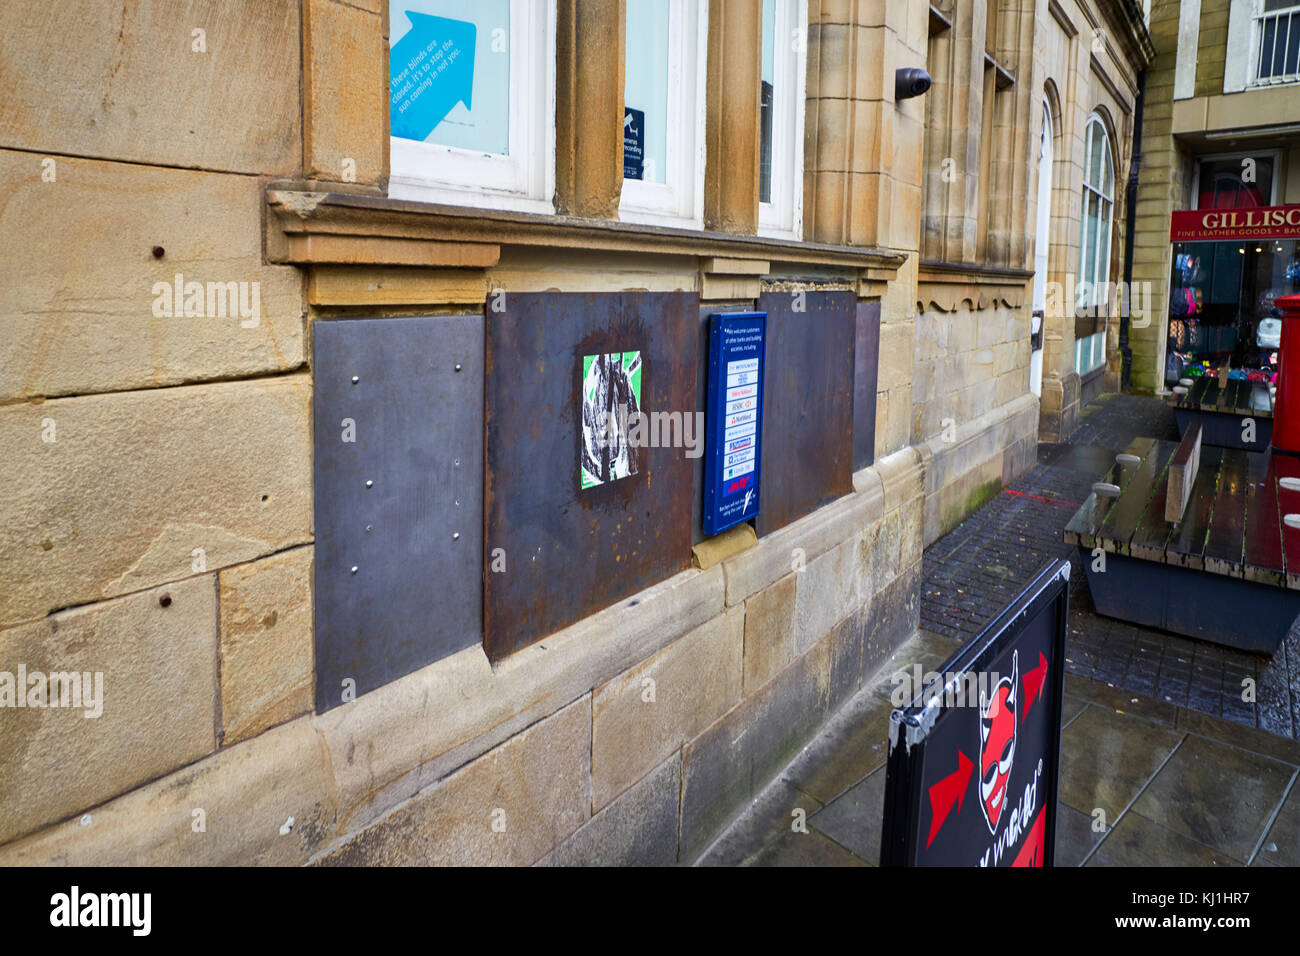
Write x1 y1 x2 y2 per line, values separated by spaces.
1165 239 1300 387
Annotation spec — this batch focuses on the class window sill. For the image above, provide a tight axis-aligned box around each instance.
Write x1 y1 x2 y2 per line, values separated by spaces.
265 184 905 279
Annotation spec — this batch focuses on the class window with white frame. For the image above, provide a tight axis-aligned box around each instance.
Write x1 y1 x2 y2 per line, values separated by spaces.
387 0 556 213
1252 0 1300 84
620 0 708 228
1075 115 1114 375
758 0 807 239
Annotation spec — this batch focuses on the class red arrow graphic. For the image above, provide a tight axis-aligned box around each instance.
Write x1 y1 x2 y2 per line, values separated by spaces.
1022 651 1049 720
925 750 974 848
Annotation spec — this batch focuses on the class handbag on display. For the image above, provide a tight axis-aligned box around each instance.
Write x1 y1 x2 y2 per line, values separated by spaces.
1258 317 1282 350
1165 350 1186 385
1169 317 1188 349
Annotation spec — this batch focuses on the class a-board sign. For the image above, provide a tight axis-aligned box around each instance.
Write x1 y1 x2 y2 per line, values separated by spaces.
703 311 765 536
881 558 1070 866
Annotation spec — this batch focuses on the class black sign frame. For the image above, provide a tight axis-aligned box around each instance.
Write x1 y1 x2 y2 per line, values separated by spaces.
881 558 1070 867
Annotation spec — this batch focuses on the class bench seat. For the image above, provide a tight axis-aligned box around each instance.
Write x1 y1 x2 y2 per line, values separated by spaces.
1064 437 1300 655
1167 374 1274 450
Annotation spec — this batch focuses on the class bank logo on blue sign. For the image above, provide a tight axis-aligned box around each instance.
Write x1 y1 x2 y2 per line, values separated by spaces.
704 312 766 537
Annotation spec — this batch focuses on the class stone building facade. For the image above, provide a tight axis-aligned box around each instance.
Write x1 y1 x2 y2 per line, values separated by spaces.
1 0 1147 865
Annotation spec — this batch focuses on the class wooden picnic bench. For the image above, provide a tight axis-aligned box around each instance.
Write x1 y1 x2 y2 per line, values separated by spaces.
1166 370 1274 450
1064 427 1300 655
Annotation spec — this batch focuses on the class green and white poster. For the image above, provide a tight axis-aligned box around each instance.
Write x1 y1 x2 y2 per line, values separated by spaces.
581 351 642 488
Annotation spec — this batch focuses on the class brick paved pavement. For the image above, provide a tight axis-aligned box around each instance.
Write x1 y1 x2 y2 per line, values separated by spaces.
921 393 1300 740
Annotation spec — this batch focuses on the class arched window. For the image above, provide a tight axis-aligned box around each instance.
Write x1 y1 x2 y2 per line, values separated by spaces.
1075 114 1114 374
1078 115 1114 309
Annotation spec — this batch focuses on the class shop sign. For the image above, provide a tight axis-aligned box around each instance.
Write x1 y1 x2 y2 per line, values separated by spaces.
881 559 1070 866
703 311 765 536
1170 204 1300 242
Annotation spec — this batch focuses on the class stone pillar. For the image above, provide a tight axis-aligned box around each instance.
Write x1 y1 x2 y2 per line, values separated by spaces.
555 0 625 218
704 0 762 233
303 0 388 188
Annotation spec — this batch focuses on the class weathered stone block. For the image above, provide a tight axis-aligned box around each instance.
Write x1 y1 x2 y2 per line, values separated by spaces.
679 639 832 861
314 566 723 834
0 376 313 628
0 1 301 174
304 0 386 184
863 560 921 678
539 754 681 866
793 534 859 654
743 573 798 694
723 477 883 605
876 383 912 459
219 546 314 746
0 577 217 846
828 601 869 709
874 445 923 513
317 696 591 866
0 717 334 866
0 152 305 401
592 608 743 809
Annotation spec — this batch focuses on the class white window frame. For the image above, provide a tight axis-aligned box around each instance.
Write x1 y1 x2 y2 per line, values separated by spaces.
1077 115 1114 312
1227 0 1300 91
1249 0 1300 86
619 0 709 230
388 0 557 214
1075 115 1113 376
1190 149 1282 207
758 0 808 240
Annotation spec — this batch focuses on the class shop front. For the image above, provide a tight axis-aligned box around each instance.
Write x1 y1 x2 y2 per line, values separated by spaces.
1164 204 1300 391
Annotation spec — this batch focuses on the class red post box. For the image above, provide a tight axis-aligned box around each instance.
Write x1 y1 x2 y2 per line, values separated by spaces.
1275 294 1300 455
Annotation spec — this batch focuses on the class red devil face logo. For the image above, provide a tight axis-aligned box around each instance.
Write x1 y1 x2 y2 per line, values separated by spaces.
978 651 1018 834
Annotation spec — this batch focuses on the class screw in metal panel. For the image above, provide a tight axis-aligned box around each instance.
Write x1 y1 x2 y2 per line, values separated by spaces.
454 458 460 466
365 524 373 532
351 375 359 384
350 566 358 574
455 363 462 372
365 479 373 488
452 532 460 540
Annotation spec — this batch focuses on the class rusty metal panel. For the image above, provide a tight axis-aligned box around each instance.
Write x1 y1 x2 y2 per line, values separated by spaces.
755 290 855 536
485 292 697 661
312 315 483 713
854 300 881 471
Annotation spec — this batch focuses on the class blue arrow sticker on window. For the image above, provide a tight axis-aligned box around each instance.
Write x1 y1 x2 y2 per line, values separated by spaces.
390 12 477 142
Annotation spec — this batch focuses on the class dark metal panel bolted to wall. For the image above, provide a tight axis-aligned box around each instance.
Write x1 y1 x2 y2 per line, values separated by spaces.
484 291 697 661
312 314 485 712
755 289 856 536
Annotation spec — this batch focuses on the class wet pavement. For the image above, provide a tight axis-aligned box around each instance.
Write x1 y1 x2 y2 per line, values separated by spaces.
921 393 1300 739
699 630 1300 866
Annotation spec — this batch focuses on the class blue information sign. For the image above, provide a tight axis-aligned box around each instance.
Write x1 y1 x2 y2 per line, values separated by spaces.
703 311 766 536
